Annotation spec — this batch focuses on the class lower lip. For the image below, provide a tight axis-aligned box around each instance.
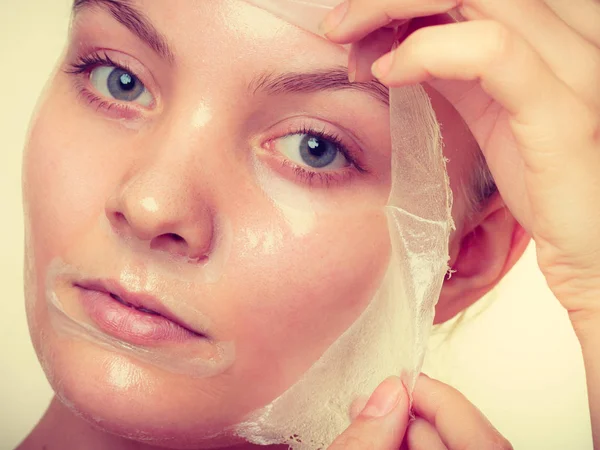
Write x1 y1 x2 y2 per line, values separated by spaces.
78 288 200 346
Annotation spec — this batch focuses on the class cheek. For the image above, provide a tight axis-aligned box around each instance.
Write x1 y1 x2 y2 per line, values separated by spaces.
23 84 129 268
223 206 391 400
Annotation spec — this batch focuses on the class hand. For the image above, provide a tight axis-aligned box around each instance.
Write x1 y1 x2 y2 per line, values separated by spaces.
320 0 600 330
329 375 511 450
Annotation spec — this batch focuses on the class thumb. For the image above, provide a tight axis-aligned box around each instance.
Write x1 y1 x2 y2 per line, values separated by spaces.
328 377 410 450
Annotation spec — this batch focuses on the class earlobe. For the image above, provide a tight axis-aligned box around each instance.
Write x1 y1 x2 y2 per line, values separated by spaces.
434 194 531 324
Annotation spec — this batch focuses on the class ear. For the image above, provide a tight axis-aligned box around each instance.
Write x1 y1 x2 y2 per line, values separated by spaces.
434 193 531 324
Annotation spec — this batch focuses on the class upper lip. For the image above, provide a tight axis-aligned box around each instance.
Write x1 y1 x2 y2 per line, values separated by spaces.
74 279 206 338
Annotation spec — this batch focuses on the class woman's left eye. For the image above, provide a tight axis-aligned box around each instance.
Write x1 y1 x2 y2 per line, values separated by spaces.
272 133 349 171
89 65 153 107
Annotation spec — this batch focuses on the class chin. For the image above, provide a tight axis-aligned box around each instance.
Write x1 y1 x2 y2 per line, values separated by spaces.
32 324 248 449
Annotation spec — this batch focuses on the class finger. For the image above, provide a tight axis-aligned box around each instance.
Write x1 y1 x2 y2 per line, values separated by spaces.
371 20 577 130
349 27 400 83
319 0 460 42
328 377 409 450
349 395 369 421
412 375 513 450
544 0 600 47
405 418 448 450
350 13 457 83
458 0 600 109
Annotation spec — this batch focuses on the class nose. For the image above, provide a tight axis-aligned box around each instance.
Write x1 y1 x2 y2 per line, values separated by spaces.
106 169 214 262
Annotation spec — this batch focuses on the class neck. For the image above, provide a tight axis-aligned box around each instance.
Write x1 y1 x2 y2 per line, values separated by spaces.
18 396 286 450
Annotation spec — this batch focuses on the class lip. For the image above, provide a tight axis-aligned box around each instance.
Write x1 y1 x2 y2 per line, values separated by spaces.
74 279 207 346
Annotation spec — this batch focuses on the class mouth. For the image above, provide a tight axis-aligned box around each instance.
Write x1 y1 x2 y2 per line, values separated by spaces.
74 279 207 346
107 291 156 313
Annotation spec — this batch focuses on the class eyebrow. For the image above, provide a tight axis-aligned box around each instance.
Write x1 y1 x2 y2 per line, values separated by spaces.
72 0 175 63
251 69 390 106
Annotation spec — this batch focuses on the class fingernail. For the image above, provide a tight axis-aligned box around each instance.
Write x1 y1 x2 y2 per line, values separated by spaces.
347 51 357 83
349 395 369 421
319 1 349 36
372 51 394 79
360 377 403 418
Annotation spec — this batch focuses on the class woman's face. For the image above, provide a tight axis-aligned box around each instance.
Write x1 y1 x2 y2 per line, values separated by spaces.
22 0 474 447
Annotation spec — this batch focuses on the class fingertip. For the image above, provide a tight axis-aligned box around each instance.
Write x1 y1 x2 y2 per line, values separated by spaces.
414 372 438 395
351 27 398 83
347 43 357 83
371 51 395 80
319 1 350 38
330 377 410 450
360 376 406 419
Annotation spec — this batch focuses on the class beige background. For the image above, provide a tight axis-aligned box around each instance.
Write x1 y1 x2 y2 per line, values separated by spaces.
0 1 592 449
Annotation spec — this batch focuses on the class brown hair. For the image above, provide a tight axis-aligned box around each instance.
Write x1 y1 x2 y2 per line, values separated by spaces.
471 150 498 210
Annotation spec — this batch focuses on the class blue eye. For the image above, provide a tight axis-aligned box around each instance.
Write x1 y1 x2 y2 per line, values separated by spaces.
274 133 349 170
90 66 153 106
299 135 339 168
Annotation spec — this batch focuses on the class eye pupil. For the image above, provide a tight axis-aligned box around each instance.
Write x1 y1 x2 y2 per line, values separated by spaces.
300 135 338 168
307 137 324 155
106 68 145 101
119 73 135 91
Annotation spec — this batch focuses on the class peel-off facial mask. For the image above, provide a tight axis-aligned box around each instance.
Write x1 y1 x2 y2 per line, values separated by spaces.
233 1 455 449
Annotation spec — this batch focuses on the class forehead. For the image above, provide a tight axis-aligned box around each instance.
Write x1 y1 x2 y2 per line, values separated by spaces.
73 0 333 61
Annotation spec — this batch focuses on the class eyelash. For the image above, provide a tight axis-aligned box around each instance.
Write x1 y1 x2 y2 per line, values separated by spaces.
272 125 366 188
65 51 144 117
65 53 367 188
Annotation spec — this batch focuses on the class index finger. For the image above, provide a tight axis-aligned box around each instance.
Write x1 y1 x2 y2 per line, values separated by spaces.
413 375 513 450
320 0 460 42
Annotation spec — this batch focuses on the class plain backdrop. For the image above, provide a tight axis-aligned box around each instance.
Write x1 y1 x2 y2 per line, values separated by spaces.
0 1 593 449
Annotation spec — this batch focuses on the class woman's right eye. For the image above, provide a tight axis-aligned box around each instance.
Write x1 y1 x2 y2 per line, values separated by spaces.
89 65 154 107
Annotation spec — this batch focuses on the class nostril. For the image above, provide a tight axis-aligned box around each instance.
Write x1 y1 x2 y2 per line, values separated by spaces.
164 233 185 243
107 210 133 238
113 211 128 226
150 232 201 260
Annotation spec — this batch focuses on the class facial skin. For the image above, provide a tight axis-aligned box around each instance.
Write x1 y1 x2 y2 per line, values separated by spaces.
20 1 527 449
